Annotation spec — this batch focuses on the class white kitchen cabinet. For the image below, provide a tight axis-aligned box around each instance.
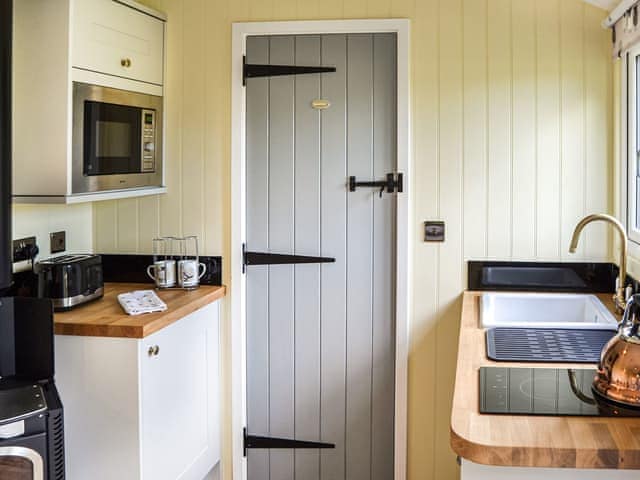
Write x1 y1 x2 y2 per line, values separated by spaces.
55 302 220 480
73 0 164 86
139 304 220 479
461 459 640 479
12 0 166 203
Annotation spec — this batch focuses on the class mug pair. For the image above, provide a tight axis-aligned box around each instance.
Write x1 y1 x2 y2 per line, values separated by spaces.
147 259 206 288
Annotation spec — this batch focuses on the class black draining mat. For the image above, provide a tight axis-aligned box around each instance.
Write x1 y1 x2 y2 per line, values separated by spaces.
486 328 616 363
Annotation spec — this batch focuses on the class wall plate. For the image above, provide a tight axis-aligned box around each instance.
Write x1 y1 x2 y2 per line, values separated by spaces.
12 236 37 262
50 231 66 254
424 221 445 242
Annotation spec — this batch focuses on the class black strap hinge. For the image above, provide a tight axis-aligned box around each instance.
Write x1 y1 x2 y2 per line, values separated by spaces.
243 428 335 456
243 247 335 268
243 56 336 86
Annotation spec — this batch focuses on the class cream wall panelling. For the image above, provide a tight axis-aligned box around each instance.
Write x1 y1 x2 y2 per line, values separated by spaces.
100 1 612 480
12 204 93 260
12 0 166 204
231 19 411 480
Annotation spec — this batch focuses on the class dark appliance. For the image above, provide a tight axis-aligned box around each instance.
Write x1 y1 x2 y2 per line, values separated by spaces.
0 2 66 478
486 327 616 363
72 82 163 194
479 367 640 417
0 0 11 295
36 255 103 311
0 298 65 480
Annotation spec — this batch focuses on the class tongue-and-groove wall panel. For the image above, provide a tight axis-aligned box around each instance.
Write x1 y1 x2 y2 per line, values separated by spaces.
92 2 613 479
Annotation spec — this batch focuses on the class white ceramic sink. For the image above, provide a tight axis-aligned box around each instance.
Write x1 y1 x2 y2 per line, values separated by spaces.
480 292 618 330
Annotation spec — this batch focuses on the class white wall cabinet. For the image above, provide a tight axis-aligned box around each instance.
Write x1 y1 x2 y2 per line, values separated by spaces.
12 0 166 203
55 302 220 480
73 0 164 86
461 459 640 480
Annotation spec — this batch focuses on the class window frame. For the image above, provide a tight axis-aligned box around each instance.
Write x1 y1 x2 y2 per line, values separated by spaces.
626 43 640 246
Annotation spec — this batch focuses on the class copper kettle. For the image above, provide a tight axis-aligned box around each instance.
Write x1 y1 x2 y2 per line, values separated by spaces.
593 294 640 407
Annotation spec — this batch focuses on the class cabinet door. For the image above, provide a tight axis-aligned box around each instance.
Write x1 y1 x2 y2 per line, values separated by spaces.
73 0 164 85
140 303 220 480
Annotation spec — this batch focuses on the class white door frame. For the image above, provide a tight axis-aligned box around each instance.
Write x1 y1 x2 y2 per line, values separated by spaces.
230 19 411 480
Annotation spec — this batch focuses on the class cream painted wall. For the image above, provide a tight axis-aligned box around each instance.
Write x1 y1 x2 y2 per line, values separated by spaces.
91 1 613 479
12 204 93 261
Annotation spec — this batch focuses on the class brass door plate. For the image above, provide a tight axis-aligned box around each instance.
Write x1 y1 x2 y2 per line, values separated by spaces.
311 99 331 110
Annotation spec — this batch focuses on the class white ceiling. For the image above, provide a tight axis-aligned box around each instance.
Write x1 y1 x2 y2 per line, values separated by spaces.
583 0 619 11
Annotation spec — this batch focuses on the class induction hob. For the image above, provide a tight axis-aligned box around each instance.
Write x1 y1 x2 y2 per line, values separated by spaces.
479 367 640 417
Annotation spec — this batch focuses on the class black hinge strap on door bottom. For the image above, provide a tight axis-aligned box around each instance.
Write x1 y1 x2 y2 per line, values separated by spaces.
349 172 404 198
243 56 337 85
243 428 335 456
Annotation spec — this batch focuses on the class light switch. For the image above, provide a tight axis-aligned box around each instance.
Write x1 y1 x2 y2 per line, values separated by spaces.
424 221 445 242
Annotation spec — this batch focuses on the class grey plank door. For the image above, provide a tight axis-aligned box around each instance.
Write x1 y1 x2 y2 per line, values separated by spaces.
245 33 397 480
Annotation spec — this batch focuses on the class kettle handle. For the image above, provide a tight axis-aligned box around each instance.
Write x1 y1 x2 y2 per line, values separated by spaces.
628 293 640 306
620 293 640 330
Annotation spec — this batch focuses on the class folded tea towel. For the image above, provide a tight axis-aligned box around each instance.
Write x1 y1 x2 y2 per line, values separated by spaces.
118 290 168 316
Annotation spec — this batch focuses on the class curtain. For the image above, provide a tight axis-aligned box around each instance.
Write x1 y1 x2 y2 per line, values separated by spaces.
613 3 640 57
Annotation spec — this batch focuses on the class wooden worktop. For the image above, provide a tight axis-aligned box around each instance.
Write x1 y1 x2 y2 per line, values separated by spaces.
450 291 640 470
54 283 226 338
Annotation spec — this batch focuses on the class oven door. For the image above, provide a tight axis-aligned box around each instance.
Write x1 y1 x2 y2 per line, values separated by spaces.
0 442 45 480
72 82 163 194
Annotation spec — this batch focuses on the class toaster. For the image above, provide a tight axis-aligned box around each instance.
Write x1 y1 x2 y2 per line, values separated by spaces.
36 254 104 311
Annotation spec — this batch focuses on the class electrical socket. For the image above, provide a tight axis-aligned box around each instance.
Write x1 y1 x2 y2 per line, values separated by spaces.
50 231 66 254
12 236 37 262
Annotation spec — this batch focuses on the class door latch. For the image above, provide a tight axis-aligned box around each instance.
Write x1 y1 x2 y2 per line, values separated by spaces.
349 172 403 197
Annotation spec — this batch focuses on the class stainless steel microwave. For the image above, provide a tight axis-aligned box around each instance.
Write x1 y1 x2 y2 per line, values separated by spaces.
72 82 163 194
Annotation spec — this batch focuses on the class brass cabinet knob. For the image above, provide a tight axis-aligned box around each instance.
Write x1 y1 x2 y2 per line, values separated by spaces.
121 58 132 68
147 345 160 357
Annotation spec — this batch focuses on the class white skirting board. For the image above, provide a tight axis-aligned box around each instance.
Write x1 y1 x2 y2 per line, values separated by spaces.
461 459 640 479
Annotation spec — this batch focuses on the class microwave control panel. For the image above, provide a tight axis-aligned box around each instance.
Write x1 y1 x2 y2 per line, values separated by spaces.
141 109 156 173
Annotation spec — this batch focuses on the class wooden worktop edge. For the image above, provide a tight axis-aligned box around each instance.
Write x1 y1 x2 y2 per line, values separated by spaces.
449 291 640 470
54 284 226 339
139 285 226 338
450 425 628 469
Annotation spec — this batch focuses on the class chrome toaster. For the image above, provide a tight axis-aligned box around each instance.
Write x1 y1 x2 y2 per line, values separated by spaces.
36 254 104 311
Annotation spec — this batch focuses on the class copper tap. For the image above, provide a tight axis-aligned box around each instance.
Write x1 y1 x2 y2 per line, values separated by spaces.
569 213 628 313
